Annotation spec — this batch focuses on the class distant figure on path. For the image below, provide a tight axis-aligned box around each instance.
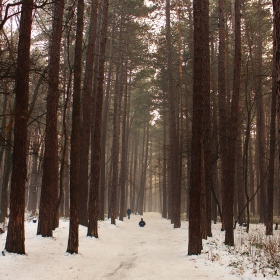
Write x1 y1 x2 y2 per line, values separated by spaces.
127 208 132 219
139 218 146 227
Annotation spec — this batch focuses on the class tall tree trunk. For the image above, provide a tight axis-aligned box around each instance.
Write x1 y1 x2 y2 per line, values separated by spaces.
0 128 12 224
87 0 109 237
166 0 180 228
0 94 12 224
249 141 256 216
188 0 204 255
27 126 40 215
57 72 71 219
67 0 84 254
110 4 124 223
202 0 211 239
218 0 228 232
38 0 65 236
0 95 8 172
176 0 183 226
138 123 149 216
132 131 139 214
119 54 128 221
237 127 245 225
136 126 146 215
243 101 252 232
5 0 33 254
78 0 98 227
210 40 219 225
225 0 241 246
129 137 135 212
266 35 277 235
99 7 115 220
256 2 267 223
162 107 168 219
63 148 70 218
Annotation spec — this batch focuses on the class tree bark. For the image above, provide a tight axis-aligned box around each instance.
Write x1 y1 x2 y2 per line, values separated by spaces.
5 0 33 254
99 7 115 220
166 0 181 228
225 0 241 246
119 54 128 221
27 126 40 215
67 0 84 254
266 33 277 235
87 0 109 237
78 0 98 227
162 106 168 219
237 127 245 225
255 1 267 224
218 0 228 232
202 0 211 238
38 0 65 236
110 2 124 223
188 0 204 255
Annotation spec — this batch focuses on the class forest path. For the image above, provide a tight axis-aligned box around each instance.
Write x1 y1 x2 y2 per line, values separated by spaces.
79 212 239 280
0 212 240 280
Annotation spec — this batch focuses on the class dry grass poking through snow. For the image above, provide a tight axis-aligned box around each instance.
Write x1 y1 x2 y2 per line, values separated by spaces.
202 223 280 278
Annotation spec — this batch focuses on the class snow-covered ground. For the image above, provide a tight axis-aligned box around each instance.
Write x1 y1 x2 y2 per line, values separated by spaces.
0 212 279 279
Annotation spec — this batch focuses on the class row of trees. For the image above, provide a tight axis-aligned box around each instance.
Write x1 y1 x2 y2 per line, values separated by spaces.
0 0 279 255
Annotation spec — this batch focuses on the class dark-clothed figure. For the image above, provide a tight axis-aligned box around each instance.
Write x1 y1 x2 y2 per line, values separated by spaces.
127 208 132 219
139 218 146 227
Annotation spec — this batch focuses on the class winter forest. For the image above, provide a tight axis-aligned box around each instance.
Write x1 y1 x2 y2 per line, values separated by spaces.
1 0 280 277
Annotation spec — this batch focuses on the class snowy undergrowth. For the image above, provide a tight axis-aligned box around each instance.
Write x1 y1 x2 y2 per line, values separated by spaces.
202 223 280 278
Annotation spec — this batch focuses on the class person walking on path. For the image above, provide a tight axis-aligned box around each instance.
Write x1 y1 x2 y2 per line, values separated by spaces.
126 208 132 219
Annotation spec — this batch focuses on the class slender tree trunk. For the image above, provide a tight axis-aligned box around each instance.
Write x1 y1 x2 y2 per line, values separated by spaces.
210 41 219 225
0 129 12 224
266 35 277 235
64 147 70 218
138 123 149 216
99 8 115 220
0 95 8 171
5 0 33 254
243 105 251 232
176 0 183 227
78 0 98 227
57 72 71 219
202 0 211 238
162 107 167 219
255 1 267 224
27 127 40 215
129 138 134 212
166 0 180 228
67 0 84 254
132 131 139 214
38 0 65 236
237 128 245 225
225 0 241 246
188 0 204 255
119 54 128 221
136 126 146 215
249 139 256 215
110 10 124 223
87 0 109 237
218 0 228 232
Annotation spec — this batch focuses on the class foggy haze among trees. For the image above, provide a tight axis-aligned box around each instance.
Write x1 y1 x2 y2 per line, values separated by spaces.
0 0 279 256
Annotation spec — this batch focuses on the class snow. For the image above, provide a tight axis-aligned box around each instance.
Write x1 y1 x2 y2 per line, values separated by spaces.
0 212 279 279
